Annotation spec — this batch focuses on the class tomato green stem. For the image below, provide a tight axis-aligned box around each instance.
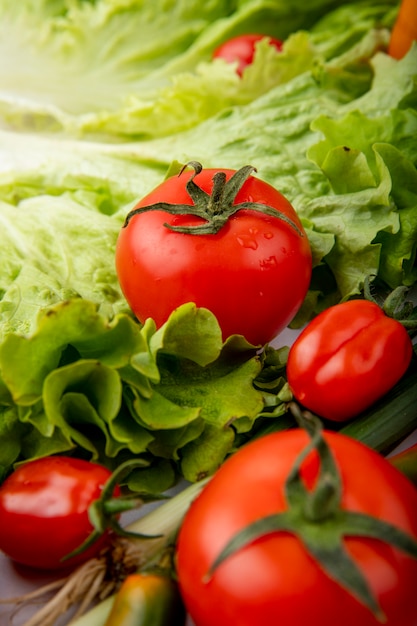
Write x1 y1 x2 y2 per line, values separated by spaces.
285 411 341 522
207 404 417 622
62 459 165 562
364 275 417 331
123 162 304 236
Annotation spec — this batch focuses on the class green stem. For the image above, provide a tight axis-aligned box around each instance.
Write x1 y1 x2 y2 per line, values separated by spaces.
340 350 417 452
123 162 303 236
63 459 160 562
389 443 417 487
67 597 114 626
363 275 417 330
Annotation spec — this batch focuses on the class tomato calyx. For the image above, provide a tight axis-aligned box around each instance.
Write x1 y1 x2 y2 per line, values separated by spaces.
207 404 417 622
63 459 164 563
364 274 417 332
123 161 304 236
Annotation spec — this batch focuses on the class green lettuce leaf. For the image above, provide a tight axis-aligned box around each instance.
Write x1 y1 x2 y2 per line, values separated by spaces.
0 300 284 483
0 0 235 129
305 46 417 298
0 129 167 207
0 6 413 319
0 0 392 139
43 360 123 457
372 144 417 287
0 299 143 402
0 195 129 341
0 406 28 481
77 31 320 139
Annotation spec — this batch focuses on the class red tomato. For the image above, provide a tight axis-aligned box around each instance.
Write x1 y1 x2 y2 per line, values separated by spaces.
0 456 119 570
115 164 312 346
175 429 417 626
286 299 413 422
213 34 283 75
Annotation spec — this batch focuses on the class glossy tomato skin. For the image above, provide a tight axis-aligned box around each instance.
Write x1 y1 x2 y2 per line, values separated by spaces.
175 430 417 626
115 168 312 346
286 299 413 422
0 456 119 570
213 34 283 75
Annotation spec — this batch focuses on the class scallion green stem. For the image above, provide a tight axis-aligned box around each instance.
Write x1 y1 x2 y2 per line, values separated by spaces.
339 352 417 453
70 477 210 626
69 597 114 626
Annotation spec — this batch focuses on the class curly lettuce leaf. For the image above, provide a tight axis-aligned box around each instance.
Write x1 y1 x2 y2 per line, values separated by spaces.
0 0 235 124
0 195 129 340
302 145 396 298
43 360 123 456
0 299 144 403
372 144 417 287
1 7 415 338
305 47 417 297
0 300 281 483
0 0 386 139
78 31 320 139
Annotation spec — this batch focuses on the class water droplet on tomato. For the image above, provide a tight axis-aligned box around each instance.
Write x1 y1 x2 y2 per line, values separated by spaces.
259 256 278 269
237 235 258 250
264 232 273 240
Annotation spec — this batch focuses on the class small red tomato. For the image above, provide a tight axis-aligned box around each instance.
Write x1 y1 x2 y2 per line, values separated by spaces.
175 427 417 626
213 34 283 75
0 456 119 570
115 163 311 346
286 299 413 422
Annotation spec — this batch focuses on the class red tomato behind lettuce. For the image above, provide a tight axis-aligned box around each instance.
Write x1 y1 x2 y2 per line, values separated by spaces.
175 427 417 626
213 34 283 76
0 456 119 570
286 299 413 422
115 163 312 346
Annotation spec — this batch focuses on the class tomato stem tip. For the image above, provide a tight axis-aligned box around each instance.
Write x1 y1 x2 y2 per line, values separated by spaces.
123 162 304 236
364 275 417 331
62 459 165 562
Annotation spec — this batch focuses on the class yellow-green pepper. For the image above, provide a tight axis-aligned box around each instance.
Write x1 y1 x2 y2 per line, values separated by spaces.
104 572 186 626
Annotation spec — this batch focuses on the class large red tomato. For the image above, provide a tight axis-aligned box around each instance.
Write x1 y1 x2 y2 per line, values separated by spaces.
175 426 417 626
115 163 312 346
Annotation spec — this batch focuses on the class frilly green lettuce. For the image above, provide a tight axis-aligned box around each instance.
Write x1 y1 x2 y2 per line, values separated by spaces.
0 0 388 139
0 300 290 486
